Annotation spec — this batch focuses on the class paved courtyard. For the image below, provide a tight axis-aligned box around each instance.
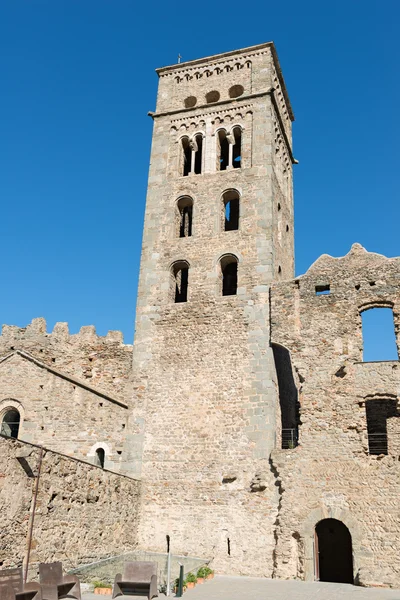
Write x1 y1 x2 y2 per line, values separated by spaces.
83 575 400 600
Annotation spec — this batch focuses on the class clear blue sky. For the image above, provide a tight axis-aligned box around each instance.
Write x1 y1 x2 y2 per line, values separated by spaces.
0 1 399 347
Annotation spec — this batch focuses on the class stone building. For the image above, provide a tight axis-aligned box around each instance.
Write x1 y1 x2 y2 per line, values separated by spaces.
0 41 399 588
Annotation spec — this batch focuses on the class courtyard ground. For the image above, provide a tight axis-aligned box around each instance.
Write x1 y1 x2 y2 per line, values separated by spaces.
83 574 400 600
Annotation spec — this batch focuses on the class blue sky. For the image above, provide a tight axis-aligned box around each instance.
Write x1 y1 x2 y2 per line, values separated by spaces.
0 1 399 347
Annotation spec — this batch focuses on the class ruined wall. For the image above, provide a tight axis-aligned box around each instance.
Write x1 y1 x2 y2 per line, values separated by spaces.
0 318 132 401
270 244 400 587
0 436 141 577
0 352 130 473
130 43 295 576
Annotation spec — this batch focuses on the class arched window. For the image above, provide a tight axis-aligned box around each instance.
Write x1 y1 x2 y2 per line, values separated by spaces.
181 135 203 176
1 409 20 438
177 197 193 238
232 126 242 169
361 306 398 361
181 137 191 177
220 255 238 296
217 130 229 171
222 190 240 231
95 448 105 468
171 261 190 303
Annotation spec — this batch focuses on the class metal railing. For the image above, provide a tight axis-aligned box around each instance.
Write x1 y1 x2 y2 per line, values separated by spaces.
367 433 389 455
281 428 298 449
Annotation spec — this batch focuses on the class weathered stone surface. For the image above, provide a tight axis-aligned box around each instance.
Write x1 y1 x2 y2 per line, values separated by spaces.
0 436 140 577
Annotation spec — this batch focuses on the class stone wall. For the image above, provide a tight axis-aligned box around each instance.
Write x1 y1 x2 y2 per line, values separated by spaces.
0 436 141 577
0 318 132 401
0 351 130 474
270 244 400 587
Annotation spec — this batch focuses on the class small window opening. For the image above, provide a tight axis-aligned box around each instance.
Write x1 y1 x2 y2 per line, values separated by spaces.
315 285 330 296
181 137 191 177
286 225 289 232
1 409 20 439
218 130 229 171
194 134 203 175
278 203 281 211
355 284 360 291
223 190 240 231
366 399 397 455
227 538 231 556
95 448 105 468
177 197 193 238
232 127 242 169
171 261 190 303
361 307 398 361
206 90 220 103
220 255 238 296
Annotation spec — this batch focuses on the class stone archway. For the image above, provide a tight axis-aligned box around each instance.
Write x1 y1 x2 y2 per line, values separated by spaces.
315 518 353 583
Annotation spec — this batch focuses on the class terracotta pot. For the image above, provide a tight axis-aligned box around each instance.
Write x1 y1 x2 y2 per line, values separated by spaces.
206 573 214 580
186 582 195 589
94 588 112 595
197 578 204 584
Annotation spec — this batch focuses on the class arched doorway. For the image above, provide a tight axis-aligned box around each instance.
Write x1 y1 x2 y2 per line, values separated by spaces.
315 519 353 583
1 408 20 438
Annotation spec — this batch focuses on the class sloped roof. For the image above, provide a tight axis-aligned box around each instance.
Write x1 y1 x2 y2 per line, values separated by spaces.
0 350 128 409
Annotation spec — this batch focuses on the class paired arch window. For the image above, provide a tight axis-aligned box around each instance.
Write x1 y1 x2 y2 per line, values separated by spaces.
1 408 20 439
217 127 242 171
220 254 238 296
177 197 193 238
171 261 189 303
222 190 240 231
181 134 203 176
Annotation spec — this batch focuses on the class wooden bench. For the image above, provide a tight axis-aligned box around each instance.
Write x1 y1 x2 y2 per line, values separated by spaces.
0 567 42 600
112 561 158 600
38 562 81 600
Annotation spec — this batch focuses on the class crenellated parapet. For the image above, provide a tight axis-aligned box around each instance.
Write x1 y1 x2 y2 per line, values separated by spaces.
0 318 133 400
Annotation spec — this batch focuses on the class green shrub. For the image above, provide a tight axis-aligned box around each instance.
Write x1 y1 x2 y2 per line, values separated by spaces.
92 581 112 589
185 572 197 584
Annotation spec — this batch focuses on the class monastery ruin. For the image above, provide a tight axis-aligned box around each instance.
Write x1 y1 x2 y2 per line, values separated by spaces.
0 42 399 589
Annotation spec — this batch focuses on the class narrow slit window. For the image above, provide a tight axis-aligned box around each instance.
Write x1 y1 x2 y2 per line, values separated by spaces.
194 134 203 175
232 127 242 169
361 307 398 361
220 255 238 296
218 130 229 171
181 137 191 177
171 261 190 303
223 190 240 231
177 197 193 238
95 448 105 468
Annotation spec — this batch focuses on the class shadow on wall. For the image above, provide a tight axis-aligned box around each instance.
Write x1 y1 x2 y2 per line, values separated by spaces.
272 344 300 448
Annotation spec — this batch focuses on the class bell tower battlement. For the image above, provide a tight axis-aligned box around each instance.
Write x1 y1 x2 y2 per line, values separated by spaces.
131 43 296 573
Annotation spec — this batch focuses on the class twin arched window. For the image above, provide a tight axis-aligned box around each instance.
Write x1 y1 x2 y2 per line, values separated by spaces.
170 254 238 303
176 191 240 239
1 408 20 438
217 127 242 171
181 134 203 176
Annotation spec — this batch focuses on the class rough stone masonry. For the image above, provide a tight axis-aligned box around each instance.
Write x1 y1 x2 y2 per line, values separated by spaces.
0 42 399 588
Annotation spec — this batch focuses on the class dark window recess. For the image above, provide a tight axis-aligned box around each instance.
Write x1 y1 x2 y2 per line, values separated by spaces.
315 285 330 296
366 399 398 455
194 135 203 175
95 448 105 468
221 256 238 296
172 264 189 303
224 193 240 231
232 127 242 169
1 409 20 439
272 344 299 449
177 198 193 238
182 138 191 176
361 308 398 361
227 538 231 556
218 130 229 170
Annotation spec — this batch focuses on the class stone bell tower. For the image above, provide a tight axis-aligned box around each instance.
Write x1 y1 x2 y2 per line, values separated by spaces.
131 42 295 575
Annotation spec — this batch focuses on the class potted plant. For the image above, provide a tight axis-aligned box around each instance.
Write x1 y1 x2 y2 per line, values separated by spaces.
203 566 214 580
184 572 197 590
196 567 206 584
92 581 113 595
